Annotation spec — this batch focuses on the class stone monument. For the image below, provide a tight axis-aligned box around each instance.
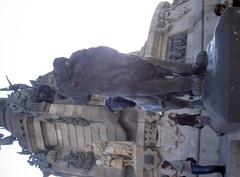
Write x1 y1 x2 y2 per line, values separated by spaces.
203 7 240 134
2 1 240 177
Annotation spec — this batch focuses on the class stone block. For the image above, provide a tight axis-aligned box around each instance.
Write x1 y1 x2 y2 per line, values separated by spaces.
107 127 116 141
133 146 145 171
45 122 58 147
56 123 64 148
76 126 85 150
64 105 74 117
90 124 100 142
60 123 70 148
98 124 108 141
226 140 240 177
136 122 145 146
203 8 240 133
33 120 45 150
68 124 78 151
115 126 127 141
83 126 92 145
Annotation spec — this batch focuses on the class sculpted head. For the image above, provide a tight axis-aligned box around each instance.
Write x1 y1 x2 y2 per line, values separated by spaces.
214 4 226 16
168 112 179 121
159 1 171 9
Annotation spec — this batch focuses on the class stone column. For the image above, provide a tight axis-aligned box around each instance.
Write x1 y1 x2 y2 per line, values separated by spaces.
193 0 204 54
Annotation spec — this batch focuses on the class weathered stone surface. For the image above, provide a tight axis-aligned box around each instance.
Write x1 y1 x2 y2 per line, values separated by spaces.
98 124 108 141
33 120 45 150
45 123 58 147
61 123 70 148
76 126 85 150
167 32 188 63
56 123 64 148
68 124 78 151
203 8 240 133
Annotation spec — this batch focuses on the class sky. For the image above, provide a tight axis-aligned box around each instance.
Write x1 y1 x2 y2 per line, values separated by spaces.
0 0 171 176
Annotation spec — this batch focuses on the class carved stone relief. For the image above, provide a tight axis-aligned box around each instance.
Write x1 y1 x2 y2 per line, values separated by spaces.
157 120 185 152
144 121 158 148
63 151 95 170
143 148 159 171
167 32 188 63
46 115 101 126
156 2 171 34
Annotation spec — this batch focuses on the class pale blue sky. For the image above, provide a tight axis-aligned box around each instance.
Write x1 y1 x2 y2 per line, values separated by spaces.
0 0 171 176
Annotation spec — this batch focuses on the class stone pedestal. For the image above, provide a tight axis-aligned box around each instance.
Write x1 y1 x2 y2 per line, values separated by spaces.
203 8 240 133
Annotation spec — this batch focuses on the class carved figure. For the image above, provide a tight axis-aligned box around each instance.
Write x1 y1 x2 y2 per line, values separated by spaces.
63 151 94 170
156 2 171 34
28 152 52 177
5 82 55 117
167 33 187 63
0 84 30 92
28 152 50 168
46 116 97 126
0 76 30 92
92 140 133 158
96 156 133 169
46 150 57 164
93 141 134 169
53 47 208 100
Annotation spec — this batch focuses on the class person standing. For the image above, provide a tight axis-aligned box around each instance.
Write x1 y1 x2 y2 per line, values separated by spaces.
168 112 211 129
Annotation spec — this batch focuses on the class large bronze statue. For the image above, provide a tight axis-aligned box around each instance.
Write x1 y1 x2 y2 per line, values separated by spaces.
53 46 207 101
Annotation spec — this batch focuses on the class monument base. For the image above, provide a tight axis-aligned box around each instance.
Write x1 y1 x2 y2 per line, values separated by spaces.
203 8 240 134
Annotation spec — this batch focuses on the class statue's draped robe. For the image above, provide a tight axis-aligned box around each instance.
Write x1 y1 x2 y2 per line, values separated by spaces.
53 46 195 98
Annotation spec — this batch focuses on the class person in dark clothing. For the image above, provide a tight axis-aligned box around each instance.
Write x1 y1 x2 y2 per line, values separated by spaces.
232 0 240 6
53 46 208 102
214 1 240 16
214 4 227 16
105 96 203 113
160 158 225 177
168 112 211 129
